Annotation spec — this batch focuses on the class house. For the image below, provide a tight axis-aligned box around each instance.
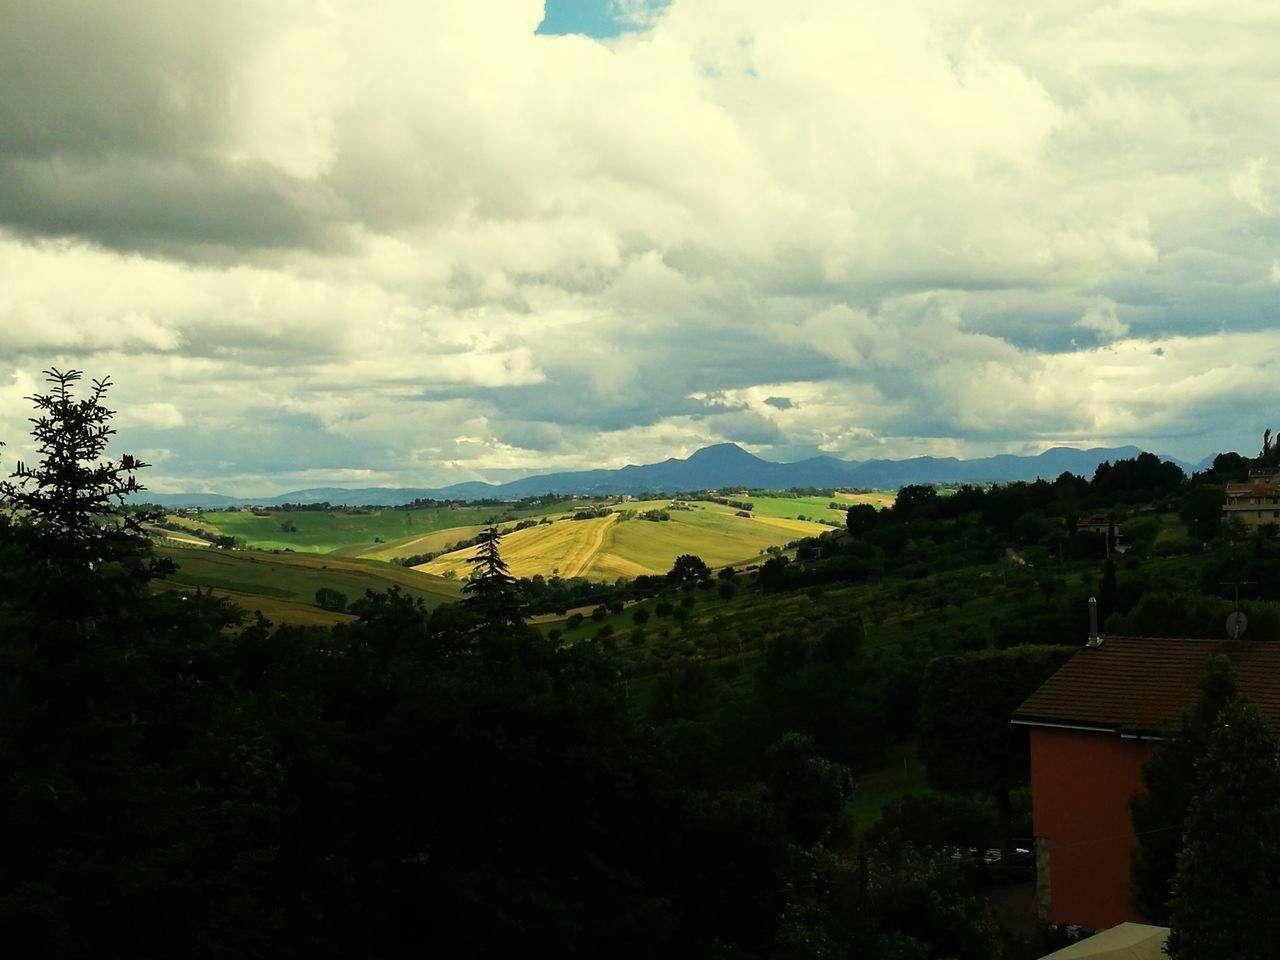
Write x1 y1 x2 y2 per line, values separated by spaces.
1011 635 1280 930
1223 468 1280 530
1074 515 1113 537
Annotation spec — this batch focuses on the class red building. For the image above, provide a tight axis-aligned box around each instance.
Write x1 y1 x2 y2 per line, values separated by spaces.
1011 636 1280 930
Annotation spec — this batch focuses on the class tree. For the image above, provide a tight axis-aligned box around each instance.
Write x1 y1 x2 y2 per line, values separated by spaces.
845 503 879 537
1166 698 1280 960
461 526 523 628
1179 483 1225 542
919 646 1073 857
314 586 348 612
1130 656 1239 923
667 553 710 584
1 368 155 567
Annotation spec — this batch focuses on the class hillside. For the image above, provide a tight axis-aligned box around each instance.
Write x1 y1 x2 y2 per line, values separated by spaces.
154 544 462 624
415 499 830 580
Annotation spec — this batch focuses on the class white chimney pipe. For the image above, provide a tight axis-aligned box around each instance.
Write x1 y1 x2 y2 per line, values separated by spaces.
1086 596 1102 647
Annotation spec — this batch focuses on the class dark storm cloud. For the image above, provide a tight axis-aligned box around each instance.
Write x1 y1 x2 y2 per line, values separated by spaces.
0 157 347 256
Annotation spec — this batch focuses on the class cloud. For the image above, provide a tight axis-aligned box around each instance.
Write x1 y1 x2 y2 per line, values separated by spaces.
2 0 1279 488
127 403 185 430
1075 299 1129 340
1230 158 1273 215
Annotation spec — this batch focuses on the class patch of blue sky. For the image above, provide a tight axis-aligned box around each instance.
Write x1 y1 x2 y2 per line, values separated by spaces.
536 0 669 39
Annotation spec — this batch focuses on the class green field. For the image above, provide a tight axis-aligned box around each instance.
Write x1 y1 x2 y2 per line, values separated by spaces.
156 544 462 623
345 524 490 562
745 495 856 525
198 500 576 554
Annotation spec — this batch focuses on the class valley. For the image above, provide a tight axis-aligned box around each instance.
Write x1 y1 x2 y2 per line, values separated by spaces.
148 493 846 622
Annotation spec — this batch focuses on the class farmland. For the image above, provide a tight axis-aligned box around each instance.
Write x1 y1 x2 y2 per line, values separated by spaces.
162 494 865 581
414 499 831 580
153 544 462 624
194 499 577 554
144 492 891 622
147 491 840 624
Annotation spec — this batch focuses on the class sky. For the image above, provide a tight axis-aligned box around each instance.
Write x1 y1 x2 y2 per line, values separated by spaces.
1 0 1278 495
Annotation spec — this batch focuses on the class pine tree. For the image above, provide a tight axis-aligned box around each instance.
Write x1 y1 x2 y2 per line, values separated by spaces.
1 368 155 568
461 526 523 628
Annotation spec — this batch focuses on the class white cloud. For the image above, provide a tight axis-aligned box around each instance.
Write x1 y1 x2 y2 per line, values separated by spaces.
128 403 185 430
2 0 1279 487
1230 158 1273 215
1075 299 1129 339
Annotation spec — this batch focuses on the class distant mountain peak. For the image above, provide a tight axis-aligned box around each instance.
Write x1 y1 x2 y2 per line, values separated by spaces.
685 442 761 463
134 442 1190 508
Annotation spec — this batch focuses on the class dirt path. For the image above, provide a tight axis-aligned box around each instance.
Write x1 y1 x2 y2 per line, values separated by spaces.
558 514 617 579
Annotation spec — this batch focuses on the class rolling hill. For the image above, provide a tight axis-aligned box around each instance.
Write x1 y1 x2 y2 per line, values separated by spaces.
136 443 1193 508
415 500 830 580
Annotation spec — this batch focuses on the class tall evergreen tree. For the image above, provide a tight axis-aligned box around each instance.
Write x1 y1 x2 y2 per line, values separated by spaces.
1 368 155 568
461 525 524 628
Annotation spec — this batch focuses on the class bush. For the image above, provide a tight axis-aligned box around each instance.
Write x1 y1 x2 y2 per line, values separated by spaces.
315 587 348 612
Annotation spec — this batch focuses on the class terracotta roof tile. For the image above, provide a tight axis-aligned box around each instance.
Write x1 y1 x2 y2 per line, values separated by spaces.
1012 637 1280 736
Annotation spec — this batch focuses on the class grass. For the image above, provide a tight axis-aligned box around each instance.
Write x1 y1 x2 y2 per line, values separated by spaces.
347 524 490 562
156 545 462 623
153 583 358 627
745 495 854 524
198 500 577 554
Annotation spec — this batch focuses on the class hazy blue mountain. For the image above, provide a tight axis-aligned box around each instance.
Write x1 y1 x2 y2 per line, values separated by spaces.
136 442 1193 508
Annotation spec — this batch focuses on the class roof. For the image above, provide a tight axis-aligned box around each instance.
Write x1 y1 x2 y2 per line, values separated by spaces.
1037 923 1168 960
1012 636 1280 737
1225 481 1280 496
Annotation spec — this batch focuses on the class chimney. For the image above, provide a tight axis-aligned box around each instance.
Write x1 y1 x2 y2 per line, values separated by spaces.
1086 597 1103 648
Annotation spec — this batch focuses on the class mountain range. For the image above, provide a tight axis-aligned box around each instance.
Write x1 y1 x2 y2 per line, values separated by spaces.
137 443 1206 509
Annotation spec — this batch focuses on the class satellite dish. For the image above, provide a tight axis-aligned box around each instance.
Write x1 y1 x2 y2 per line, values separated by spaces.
1226 611 1248 640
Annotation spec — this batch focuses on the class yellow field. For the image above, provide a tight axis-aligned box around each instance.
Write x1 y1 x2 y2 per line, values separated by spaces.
154 583 357 627
417 515 618 580
834 490 896 509
417 504 830 581
350 524 490 563
162 513 224 535
155 532 211 547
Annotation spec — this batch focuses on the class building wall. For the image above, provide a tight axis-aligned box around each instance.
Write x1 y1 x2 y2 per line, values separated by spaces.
1029 726 1151 929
